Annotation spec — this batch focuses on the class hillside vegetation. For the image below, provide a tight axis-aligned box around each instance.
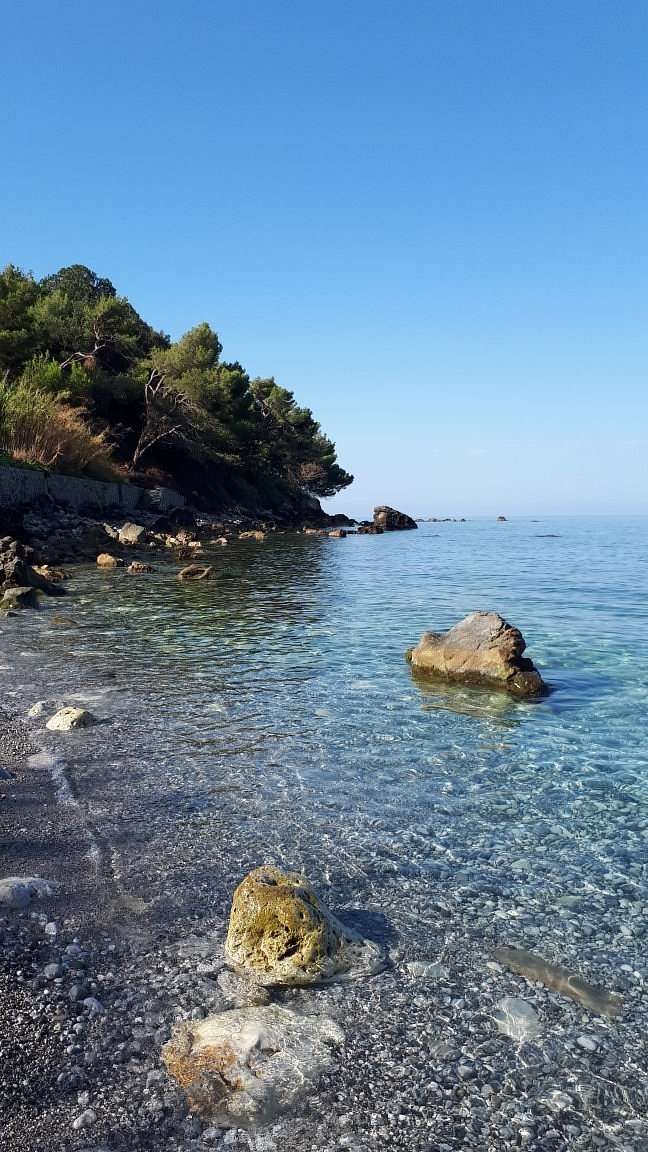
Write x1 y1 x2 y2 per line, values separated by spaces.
0 264 353 511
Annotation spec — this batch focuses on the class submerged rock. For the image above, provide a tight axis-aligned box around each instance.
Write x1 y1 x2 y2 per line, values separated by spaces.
178 564 212 581
493 995 541 1042
225 865 383 986
373 506 417 531
46 706 97 732
407 612 547 698
127 561 154 574
0 876 60 909
239 530 266 541
162 1005 344 1125
493 945 623 1017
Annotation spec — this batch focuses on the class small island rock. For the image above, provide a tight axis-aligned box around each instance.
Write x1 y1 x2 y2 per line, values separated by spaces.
225 864 383 986
46 706 97 731
407 611 547 698
373 506 418 531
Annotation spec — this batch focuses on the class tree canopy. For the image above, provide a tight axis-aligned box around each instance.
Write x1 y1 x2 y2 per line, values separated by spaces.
0 264 353 506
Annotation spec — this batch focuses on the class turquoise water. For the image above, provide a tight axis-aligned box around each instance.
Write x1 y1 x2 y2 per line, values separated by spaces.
7 518 648 933
3 517 648 1146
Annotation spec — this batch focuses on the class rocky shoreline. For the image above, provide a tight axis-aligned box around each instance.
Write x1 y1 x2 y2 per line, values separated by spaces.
1 522 647 1151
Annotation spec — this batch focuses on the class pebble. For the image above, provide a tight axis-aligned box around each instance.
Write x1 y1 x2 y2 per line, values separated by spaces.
72 1108 97 1130
576 1034 598 1051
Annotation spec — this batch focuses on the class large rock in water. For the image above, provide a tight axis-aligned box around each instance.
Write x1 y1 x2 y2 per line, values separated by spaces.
407 612 547 698
225 865 383 986
373 506 417 531
0 586 41 611
46 706 97 731
162 1005 344 1125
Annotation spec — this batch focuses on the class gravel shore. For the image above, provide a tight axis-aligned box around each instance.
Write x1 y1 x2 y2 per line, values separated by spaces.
1 672 645 1152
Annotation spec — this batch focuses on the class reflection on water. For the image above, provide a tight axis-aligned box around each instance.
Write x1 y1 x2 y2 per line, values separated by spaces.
1 518 647 954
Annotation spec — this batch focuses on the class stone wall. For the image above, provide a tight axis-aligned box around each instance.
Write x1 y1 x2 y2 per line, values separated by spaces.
0 464 184 515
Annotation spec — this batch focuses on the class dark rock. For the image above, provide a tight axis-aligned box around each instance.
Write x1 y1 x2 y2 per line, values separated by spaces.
1 586 41 611
373 506 418 531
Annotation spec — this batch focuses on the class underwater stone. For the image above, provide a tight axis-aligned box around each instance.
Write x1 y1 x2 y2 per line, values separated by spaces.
493 945 623 1017
0 876 60 908
178 564 212 580
162 1004 344 1125
493 995 542 1042
407 612 547 698
225 865 383 986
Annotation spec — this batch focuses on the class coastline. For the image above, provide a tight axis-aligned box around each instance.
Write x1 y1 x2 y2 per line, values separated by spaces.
2 530 648 1151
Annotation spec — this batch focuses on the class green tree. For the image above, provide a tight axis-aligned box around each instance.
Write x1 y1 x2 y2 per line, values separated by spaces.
0 265 40 372
40 264 117 303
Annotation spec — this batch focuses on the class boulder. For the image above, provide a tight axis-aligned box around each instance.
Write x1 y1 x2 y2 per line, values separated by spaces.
357 523 383 535
127 561 153 574
407 612 547 698
118 522 148 546
225 865 383 986
178 565 212 581
239 530 266 541
0 876 60 909
96 553 123 568
328 529 347 538
373 506 417 531
0 552 64 596
1 586 40 611
33 565 67 583
46 707 97 732
162 1005 344 1124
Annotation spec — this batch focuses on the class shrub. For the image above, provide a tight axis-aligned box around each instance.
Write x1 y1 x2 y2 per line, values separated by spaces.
0 376 118 480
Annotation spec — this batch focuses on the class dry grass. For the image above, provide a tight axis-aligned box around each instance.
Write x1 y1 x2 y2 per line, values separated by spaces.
0 378 119 480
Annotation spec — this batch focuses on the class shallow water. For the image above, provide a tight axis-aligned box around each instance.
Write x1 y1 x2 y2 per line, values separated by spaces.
2 517 648 1146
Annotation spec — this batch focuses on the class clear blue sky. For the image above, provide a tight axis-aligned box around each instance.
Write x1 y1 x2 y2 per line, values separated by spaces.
2 1 647 516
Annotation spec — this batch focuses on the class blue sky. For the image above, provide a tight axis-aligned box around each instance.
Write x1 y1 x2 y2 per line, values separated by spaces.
2 1 647 515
